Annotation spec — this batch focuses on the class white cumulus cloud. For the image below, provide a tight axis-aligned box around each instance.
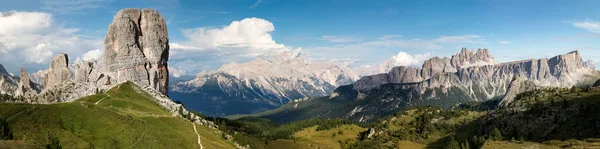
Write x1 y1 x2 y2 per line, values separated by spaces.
0 11 52 35
379 52 432 72
77 49 103 62
0 10 102 71
170 17 296 72
174 17 289 57
499 41 511 44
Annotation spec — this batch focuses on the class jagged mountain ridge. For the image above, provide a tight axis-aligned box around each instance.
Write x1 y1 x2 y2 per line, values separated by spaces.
242 49 599 123
348 50 598 121
170 51 361 116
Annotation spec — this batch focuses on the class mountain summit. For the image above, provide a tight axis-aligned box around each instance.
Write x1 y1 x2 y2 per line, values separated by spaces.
103 8 170 95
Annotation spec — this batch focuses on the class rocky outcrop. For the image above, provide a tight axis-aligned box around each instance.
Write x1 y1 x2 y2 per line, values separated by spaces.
44 53 72 89
355 48 499 91
74 61 93 84
103 8 169 95
498 76 537 107
15 68 39 96
0 63 18 95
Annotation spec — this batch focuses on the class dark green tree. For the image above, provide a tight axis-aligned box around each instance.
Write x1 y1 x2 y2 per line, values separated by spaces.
446 136 460 149
0 117 12 140
490 128 503 141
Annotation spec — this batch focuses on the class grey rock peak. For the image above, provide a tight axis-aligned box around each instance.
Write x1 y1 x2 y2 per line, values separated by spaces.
45 53 71 89
103 8 170 95
356 48 499 91
15 68 39 96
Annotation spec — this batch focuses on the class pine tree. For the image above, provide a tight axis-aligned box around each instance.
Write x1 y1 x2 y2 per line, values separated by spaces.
490 128 503 141
0 117 12 140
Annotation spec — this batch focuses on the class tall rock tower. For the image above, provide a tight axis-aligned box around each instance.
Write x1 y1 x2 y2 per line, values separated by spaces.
103 8 170 95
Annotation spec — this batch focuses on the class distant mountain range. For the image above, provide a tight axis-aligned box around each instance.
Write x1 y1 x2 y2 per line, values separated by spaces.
169 51 362 116
230 49 599 123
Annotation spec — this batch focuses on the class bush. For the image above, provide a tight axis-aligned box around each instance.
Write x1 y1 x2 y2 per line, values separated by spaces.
45 133 62 149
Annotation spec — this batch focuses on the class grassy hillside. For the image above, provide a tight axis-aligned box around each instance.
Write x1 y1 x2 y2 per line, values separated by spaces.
0 82 236 149
266 125 366 149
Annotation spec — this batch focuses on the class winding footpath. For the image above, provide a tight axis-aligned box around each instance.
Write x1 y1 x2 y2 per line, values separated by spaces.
192 123 204 149
95 94 111 105
7 106 35 120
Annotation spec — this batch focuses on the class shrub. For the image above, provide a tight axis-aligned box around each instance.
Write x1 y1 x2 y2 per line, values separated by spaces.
45 133 62 149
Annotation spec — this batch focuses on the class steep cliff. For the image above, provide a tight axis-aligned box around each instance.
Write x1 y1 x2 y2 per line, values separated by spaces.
103 8 169 95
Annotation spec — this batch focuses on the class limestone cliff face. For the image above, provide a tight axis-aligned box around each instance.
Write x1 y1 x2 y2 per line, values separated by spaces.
338 49 598 122
103 8 169 95
45 53 71 89
355 48 500 91
498 77 537 107
354 50 595 101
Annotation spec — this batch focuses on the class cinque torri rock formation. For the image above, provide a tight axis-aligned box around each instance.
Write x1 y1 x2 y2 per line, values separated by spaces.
171 51 360 116
103 8 170 95
0 8 171 104
15 68 40 97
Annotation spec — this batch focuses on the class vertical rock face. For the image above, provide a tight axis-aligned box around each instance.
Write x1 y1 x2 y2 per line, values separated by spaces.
74 61 93 84
103 8 169 95
498 76 537 107
353 49 596 101
355 48 500 91
15 68 39 96
45 53 71 88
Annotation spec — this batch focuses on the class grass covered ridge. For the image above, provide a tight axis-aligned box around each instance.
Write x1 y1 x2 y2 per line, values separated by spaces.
0 82 236 149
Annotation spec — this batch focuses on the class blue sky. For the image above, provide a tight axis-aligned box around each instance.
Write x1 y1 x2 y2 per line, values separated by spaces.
1 0 600 75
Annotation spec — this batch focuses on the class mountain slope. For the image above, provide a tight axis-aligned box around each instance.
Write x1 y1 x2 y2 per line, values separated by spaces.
170 51 360 116
343 84 600 149
0 82 236 149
